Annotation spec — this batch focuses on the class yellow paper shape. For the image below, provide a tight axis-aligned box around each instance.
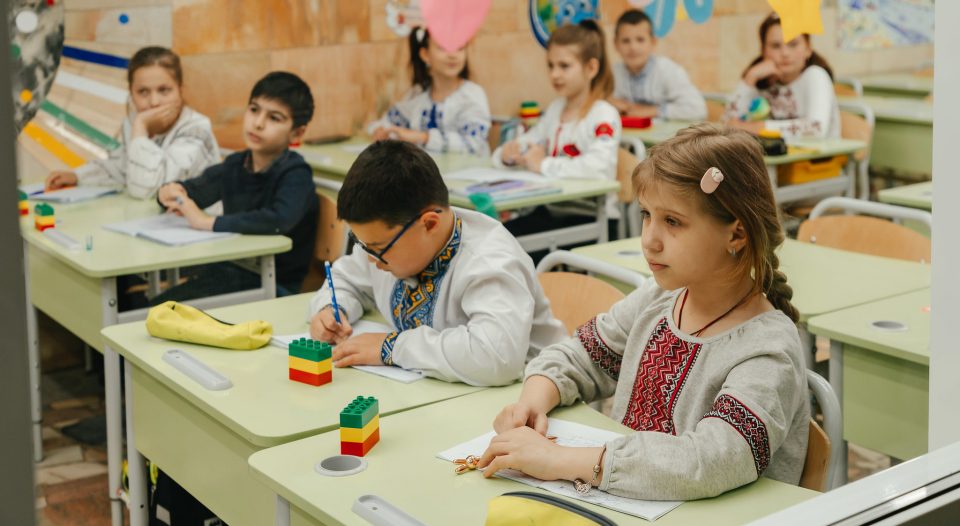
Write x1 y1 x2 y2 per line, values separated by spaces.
767 0 823 43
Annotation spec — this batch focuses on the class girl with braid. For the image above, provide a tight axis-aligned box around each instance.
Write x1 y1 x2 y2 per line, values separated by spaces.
479 123 809 501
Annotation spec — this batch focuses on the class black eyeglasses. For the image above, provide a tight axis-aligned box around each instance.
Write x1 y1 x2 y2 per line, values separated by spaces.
349 209 443 265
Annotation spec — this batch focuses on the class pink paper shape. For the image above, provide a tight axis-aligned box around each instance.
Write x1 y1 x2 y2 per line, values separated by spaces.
420 0 492 52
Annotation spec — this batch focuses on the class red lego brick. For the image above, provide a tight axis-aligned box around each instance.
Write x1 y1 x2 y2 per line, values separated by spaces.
289 368 332 386
340 428 380 457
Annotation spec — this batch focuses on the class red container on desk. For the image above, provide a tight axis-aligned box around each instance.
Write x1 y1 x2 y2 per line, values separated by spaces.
621 116 652 129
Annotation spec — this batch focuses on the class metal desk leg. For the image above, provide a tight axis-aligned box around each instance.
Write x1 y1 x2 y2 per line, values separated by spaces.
125 361 148 525
596 196 608 244
101 279 124 526
828 339 848 486
276 495 291 526
261 255 277 299
24 239 42 462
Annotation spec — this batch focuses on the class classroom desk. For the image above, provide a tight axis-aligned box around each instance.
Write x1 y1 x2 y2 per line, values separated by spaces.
878 181 932 211
858 72 933 99
21 194 290 525
101 293 485 526
623 124 867 204
806 289 930 461
839 95 933 179
300 141 620 252
570 238 930 323
249 384 818 526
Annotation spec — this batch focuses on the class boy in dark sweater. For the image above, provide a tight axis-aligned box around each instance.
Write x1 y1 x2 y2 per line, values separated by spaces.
157 71 318 296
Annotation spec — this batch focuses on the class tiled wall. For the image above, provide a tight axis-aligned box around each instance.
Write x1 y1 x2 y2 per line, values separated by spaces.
62 0 934 150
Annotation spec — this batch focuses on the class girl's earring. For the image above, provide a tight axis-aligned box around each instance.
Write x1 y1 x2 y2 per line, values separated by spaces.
729 247 737 257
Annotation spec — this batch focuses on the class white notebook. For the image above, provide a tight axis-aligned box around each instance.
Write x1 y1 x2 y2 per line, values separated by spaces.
437 419 683 521
103 214 236 246
33 186 116 203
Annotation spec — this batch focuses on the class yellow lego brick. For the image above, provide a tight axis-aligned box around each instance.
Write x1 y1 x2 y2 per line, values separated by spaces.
339 415 379 442
288 356 331 375
35 215 55 226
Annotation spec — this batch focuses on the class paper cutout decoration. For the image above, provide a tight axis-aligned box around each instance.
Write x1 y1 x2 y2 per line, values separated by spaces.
767 0 823 43
684 0 713 24
10 0 64 134
421 0 491 52
645 0 713 38
385 0 424 37
528 0 600 48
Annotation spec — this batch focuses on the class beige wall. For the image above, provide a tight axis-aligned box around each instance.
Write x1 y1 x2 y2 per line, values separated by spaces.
63 0 933 150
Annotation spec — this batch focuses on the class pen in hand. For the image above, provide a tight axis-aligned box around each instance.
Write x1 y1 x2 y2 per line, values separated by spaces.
324 261 342 325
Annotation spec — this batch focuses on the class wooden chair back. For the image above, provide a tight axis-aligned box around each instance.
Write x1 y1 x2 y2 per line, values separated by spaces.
797 215 931 263
538 272 625 333
799 419 831 492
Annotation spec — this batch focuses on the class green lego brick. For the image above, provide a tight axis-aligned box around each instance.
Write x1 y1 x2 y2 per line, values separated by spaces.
339 396 379 429
287 338 331 362
19 190 27 201
34 203 54 216
521 100 538 108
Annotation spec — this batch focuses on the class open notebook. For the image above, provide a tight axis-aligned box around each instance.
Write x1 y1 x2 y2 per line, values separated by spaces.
103 214 236 246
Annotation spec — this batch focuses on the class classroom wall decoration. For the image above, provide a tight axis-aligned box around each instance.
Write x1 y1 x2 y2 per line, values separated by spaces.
645 0 714 39
10 0 64 134
421 0 492 53
528 0 600 48
386 0 424 37
767 0 823 43
837 0 934 50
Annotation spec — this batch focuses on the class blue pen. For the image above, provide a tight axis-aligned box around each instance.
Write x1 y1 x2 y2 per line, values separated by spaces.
324 261 342 324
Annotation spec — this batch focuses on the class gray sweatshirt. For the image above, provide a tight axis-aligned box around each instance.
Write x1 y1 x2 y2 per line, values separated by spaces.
525 279 809 501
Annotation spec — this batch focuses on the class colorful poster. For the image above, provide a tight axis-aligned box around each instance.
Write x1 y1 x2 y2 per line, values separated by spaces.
10 0 64 134
528 0 600 48
386 0 424 37
838 0 934 50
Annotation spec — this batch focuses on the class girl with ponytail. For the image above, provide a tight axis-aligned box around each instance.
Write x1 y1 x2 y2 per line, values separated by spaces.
368 27 491 156
480 123 809 501
493 20 622 232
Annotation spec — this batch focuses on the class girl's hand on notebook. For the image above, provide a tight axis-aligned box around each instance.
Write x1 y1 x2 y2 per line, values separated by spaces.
331 332 388 367
500 141 522 165
309 307 353 344
45 171 78 191
493 402 549 435
370 126 392 141
391 127 430 146
521 144 546 173
477 426 566 481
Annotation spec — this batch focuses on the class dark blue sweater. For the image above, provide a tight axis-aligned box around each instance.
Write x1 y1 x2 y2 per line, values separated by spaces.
180 150 318 292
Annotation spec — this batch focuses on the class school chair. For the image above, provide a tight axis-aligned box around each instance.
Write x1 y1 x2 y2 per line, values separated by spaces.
535 250 646 333
837 100 875 199
618 138 646 239
834 77 864 97
702 92 728 123
300 188 348 292
802 370 844 491
798 197 932 263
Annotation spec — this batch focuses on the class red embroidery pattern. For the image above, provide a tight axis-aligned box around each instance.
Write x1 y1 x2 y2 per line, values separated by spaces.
561 144 581 157
575 316 621 380
622 318 700 434
595 123 614 137
703 394 771 475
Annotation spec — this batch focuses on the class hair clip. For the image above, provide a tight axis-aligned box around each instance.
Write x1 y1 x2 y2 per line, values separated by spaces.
700 167 724 194
415 27 426 44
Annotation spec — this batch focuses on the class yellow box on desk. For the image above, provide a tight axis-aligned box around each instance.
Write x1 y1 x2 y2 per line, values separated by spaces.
778 154 848 185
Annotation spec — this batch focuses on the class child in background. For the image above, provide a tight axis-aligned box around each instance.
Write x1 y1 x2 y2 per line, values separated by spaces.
369 27 491 156
46 46 220 199
308 141 566 386
493 20 622 233
480 124 809 501
726 12 839 140
156 72 318 297
609 9 706 121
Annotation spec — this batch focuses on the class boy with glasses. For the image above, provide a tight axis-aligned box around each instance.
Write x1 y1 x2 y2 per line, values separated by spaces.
308 141 565 386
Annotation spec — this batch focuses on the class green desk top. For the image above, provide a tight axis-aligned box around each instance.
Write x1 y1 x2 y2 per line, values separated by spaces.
877 182 932 210
839 95 933 125
623 122 865 165
102 293 484 447
249 384 816 526
300 141 620 211
858 72 933 97
572 238 930 321
20 194 291 278
806 289 930 366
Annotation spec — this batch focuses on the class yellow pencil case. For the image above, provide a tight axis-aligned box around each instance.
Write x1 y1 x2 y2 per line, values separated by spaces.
485 492 615 525
145 301 273 350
